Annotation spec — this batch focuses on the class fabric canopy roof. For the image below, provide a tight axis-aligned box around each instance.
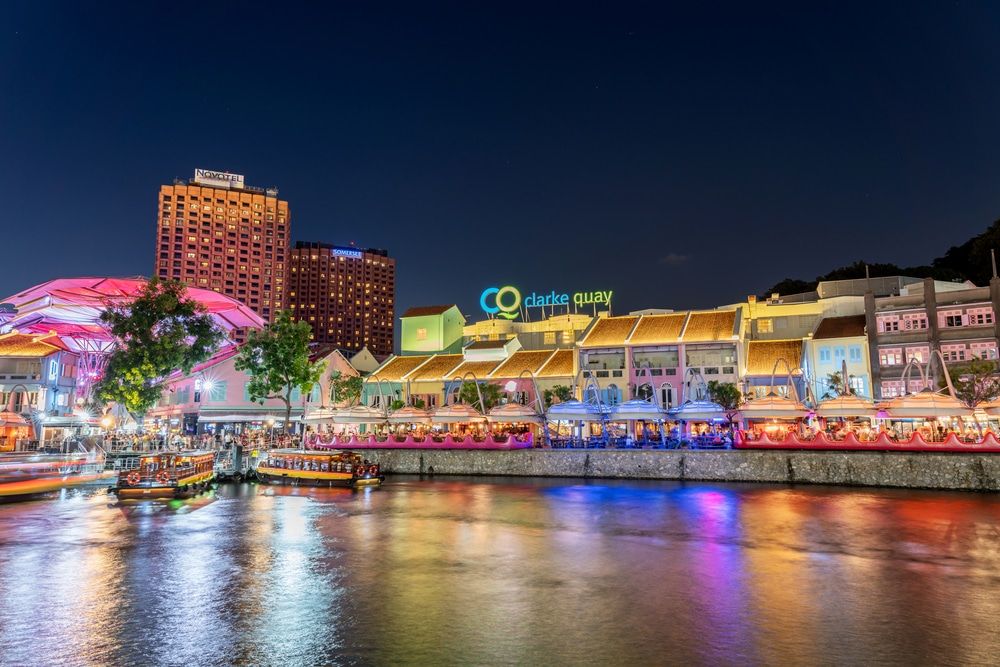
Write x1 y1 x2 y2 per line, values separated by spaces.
0 277 263 352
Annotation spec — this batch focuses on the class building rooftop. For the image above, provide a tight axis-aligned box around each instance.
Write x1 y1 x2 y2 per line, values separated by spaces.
0 332 68 357
683 310 737 342
627 314 686 345
465 338 512 350
579 316 639 347
813 315 866 340
406 354 463 381
371 355 431 381
446 359 503 380
536 349 575 377
402 305 457 318
489 350 556 378
745 339 804 376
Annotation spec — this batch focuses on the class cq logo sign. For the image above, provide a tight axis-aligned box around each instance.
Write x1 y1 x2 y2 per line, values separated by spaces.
480 286 522 320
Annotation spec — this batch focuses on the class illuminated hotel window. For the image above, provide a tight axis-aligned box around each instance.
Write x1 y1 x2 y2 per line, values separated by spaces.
758 319 773 333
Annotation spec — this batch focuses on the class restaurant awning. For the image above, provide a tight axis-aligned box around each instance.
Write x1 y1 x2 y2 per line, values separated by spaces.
611 399 668 421
668 399 727 422
879 390 972 418
545 400 610 422
388 405 433 424
815 395 877 418
487 402 544 424
429 404 487 424
739 394 809 420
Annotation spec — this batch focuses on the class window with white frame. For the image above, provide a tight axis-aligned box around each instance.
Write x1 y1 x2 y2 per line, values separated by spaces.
878 315 900 333
833 346 846 361
905 345 929 363
880 380 905 398
939 310 965 328
849 346 862 362
968 307 995 326
941 344 966 362
819 347 831 363
848 376 865 396
970 341 999 359
902 313 929 330
879 348 902 366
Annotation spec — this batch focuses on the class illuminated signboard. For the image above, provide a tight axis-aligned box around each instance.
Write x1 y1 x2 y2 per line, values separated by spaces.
193 168 246 189
480 285 613 320
332 248 363 259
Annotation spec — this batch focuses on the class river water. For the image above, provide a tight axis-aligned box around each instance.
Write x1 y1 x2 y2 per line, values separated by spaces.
1 478 999 666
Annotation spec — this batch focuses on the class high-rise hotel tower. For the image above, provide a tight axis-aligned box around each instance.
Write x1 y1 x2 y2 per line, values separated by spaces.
154 168 289 323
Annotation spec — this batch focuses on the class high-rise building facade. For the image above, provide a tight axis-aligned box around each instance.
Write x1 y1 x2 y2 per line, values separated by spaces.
286 242 396 355
154 169 289 323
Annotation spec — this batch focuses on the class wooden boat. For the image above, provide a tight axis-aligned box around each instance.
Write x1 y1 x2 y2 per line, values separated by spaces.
256 449 383 488
0 452 112 499
111 450 215 499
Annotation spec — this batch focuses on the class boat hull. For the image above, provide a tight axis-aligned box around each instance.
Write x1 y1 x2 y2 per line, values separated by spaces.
113 472 215 500
256 466 382 488
0 470 114 499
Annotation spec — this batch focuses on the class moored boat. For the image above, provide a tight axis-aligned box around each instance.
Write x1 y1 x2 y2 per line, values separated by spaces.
256 449 383 488
0 452 112 499
111 450 215 499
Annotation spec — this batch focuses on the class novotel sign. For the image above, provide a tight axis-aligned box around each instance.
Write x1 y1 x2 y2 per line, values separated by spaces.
193 168 246 189
480 285 613 320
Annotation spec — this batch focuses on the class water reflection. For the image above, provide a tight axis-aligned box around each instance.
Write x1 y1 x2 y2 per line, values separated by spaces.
0 480 999 665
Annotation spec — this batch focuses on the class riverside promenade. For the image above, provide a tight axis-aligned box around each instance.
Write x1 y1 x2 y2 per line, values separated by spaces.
363 449 1000 492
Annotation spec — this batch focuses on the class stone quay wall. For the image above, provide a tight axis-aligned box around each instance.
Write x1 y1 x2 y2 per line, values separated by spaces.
362 449 1000 492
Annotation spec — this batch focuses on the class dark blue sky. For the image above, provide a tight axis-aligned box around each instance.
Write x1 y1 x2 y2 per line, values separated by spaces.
3 2 1000 318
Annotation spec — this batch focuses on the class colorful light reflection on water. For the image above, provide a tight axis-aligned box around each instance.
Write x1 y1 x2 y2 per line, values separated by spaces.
0 479 999 665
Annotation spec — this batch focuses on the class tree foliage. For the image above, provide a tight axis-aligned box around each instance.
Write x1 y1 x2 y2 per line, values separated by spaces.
759 215 1000 297
543 384 573 408
938 357 1000 409
707 380 742 424
95 278 223 415
458 381 502 411
235 311 325 431
329 370 363 406
824 371 854 397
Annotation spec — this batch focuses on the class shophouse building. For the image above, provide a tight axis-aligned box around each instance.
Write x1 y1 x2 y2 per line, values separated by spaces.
865 277 1000 399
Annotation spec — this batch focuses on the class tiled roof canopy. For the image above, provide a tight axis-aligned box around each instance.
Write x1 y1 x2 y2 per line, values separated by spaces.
490 350 555 378
628 314 686 345
683 311 736 342
537 349 575 377
407 354 463 381
0 332 65 357
580 316 639 347
745 340 804 376
446 360 503 380
371 355 431 381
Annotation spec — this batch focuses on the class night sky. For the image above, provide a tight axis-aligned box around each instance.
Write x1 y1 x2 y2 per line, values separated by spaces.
3 2 1000 320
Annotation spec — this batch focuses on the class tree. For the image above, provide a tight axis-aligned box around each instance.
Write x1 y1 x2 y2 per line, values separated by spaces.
824 371 854 398
543 384 573 408
707 381 742 426
458 381 502 411
329 370 363 406
95 278 223 415
235 311 325 432
939 357 1000 410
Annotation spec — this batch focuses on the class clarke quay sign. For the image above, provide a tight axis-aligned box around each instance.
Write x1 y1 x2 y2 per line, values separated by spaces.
480 285 613 320
193 168 246 190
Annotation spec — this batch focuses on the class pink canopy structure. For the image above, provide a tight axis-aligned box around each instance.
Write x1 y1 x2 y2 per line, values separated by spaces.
0 277 264 388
